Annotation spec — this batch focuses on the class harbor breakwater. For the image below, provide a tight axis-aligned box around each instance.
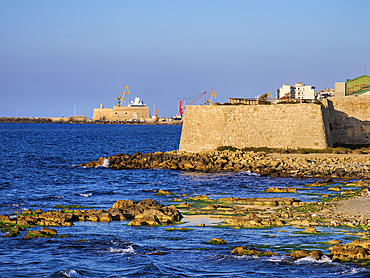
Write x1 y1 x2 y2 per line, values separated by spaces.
0 116 86 123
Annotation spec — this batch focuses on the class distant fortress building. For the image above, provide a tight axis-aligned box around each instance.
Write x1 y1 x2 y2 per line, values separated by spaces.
92 97 150 122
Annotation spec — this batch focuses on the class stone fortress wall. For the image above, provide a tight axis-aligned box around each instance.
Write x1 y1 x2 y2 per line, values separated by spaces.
92 106 150 121
322 96 370 146
179 96 370 153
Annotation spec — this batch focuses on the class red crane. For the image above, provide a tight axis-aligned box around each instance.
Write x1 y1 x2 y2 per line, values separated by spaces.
188 91 207 105
178 91 207 118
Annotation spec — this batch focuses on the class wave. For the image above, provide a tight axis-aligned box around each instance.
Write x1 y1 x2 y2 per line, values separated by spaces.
295 255 333 264
77 193 92 197
60 269 83 278
12 203 25 207
108 245 135 254
232 254 333 264
234 254 288 262
96 159 110 168
241 171 260 177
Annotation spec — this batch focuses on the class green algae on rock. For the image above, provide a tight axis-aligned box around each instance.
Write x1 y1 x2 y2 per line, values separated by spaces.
207 238 227 245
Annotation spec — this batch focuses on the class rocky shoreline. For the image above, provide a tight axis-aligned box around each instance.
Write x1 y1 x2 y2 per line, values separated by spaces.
79 150 370 179
3 178 370 265
0 199 182 234
3 183 370 265
4 149 370 266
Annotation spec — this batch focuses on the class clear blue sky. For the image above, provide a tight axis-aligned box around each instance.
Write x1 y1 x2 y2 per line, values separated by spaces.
1 0 369 118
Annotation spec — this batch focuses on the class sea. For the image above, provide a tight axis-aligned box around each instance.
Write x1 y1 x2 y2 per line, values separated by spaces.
0 123 369 277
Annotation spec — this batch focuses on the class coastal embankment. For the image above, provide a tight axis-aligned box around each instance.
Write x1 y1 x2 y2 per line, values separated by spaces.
0 117 182 125
80 149 370 179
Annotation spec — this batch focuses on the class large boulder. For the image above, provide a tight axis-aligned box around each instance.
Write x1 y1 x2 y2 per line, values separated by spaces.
111 199 182 225
330 240 370 261
129 215 161 226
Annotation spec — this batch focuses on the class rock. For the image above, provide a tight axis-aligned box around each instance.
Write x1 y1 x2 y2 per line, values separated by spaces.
194 195 210 201
263 187 297 193
112 200 135 209
328 239 342 245
24 230 44 239
41 227 58 236
304 227 318 233
218 197 300 206
177 202 191 208
290 220 311 226
207 238 226 245
106 208 128 221
96 211 113 222
310 250 323 260
24 228 57 239
129 215 161 226
330 240 370 261
0 215 15 223
289 250 309 260
155 190 171 195
225 214 283 228
328 186 341 191
231 246 278 257
201 205 217 210
112 199 182 225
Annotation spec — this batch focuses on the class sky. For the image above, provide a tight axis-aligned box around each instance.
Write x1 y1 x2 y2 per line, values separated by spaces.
1 0 369 118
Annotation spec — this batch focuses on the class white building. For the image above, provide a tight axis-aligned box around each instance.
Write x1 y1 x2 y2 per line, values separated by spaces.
277 82 316 101
278 84 295 99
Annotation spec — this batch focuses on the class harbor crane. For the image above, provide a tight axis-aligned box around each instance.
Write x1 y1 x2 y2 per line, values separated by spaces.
178 89 216 118
115 85 130 107
266 90 274 102
188 91 207 105
178 91 207 118
204 88 216 105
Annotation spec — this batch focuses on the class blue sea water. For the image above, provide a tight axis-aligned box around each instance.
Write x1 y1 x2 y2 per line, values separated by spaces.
0 123 369 277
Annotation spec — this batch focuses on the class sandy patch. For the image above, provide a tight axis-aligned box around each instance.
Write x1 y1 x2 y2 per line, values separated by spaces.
181 215 226 226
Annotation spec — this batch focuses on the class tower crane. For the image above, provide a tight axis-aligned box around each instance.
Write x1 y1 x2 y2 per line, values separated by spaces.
204 88 216 105
115 85 130 107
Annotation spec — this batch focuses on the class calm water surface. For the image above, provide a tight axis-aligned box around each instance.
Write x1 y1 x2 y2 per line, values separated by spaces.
0 123 369 277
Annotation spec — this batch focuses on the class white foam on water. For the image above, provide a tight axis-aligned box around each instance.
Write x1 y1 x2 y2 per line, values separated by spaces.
346 266 368 275
109 245 135 254
96 159 110 168
77 193 92 197
295 255 333 264
266 255 287 262
60 269 82 278
233 254 288 263
241 171 260 176
12 203 24 207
